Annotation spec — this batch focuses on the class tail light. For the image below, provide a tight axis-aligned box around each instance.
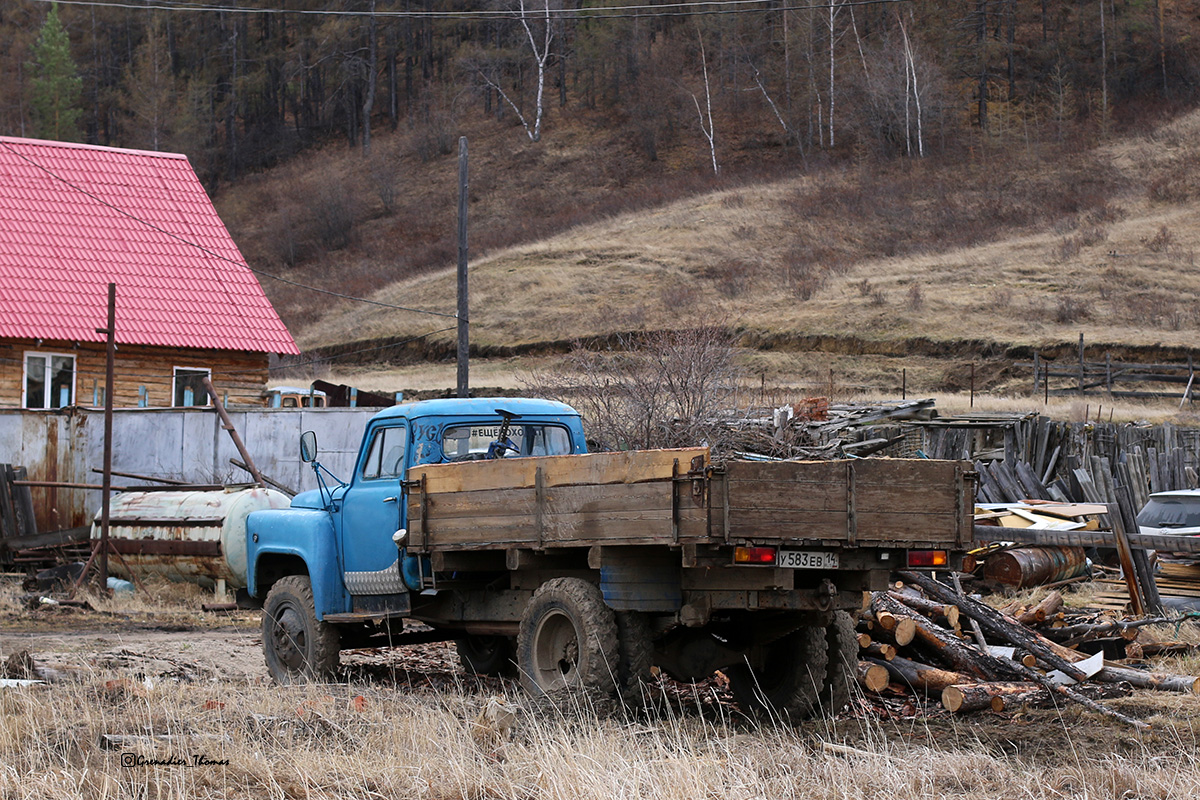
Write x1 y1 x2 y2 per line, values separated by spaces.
734 546 777 565
907 550 948 568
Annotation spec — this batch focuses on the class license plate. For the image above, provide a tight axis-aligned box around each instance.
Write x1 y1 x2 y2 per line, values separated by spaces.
778 550 839 569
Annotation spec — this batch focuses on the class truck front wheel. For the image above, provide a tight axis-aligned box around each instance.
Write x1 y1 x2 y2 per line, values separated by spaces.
518 578 618 698
726 625 829 721
262 575 340 684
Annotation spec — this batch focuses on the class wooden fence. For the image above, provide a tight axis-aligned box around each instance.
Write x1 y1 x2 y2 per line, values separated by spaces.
1019 334 1197 403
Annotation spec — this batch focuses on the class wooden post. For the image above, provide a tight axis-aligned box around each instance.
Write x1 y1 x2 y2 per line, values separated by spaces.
202 377 264 488
456 136 470 399
1078 333 1085 395
1106 352 1112 394
1045 361 1049 405
1033 353 1040 395
970 363 975 408
99 283 116 587
902 368 906 400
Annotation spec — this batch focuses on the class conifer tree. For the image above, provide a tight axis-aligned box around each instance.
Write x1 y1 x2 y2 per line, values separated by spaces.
27 3 82 142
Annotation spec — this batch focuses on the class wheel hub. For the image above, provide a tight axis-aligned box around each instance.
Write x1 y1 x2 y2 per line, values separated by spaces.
271 607 307 670
532 609 580 690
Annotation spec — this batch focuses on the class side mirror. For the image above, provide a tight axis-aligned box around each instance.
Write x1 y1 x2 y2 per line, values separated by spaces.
300 431 318 463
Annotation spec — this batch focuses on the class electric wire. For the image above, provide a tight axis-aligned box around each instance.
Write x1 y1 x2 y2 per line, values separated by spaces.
26 0 911 22
0 139 458 320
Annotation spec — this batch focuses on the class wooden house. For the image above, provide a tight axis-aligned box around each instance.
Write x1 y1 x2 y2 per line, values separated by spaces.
0 136 298 408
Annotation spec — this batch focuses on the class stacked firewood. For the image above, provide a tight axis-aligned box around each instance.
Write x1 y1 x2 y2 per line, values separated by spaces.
854 571 1200 728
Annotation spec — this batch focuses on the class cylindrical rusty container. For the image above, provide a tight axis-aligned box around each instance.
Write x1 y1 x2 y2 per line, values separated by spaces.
983 546 1087 588
91 487 291 588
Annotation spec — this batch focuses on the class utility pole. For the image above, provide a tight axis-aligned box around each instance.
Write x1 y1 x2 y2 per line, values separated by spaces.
456 136 469 398
99 282 116 586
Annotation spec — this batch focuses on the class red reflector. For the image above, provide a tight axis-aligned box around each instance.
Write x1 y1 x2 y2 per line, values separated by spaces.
734 546 777 565
907 550 948 568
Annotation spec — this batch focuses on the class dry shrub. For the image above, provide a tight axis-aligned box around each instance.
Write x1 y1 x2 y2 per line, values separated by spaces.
707 259 756 297
907 283 925 310
989 288 1013 309
1056 236 1082 262
1054 295 1088 323
523 326 742 452
1146 224 1174 253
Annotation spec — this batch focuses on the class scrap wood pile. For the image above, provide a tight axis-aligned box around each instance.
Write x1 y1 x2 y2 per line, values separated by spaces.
853 571 1200 728
715 398 936 460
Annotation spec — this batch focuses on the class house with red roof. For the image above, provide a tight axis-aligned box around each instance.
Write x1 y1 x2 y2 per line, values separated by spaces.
0 136 298 408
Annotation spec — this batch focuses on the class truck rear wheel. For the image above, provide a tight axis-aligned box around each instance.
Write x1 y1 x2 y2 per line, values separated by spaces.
727 625 828 721
819 611 858 714
615 610 655 705
518 577 618 698
456 635 517 677
262 575 340 684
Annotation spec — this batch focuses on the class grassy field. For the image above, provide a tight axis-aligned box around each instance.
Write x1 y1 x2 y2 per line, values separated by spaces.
3 580 1200 799
287 111 1200 371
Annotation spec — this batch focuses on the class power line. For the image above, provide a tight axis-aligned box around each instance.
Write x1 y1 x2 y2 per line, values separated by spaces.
27 0 910 22
0 139 458 320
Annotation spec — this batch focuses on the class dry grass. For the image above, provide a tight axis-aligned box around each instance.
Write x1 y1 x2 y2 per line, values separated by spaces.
3 676 1200 799
4 581 1200 797
287 109 1200 404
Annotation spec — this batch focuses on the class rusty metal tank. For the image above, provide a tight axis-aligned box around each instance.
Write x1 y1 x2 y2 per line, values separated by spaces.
91 487 291 588
982 545 1088 589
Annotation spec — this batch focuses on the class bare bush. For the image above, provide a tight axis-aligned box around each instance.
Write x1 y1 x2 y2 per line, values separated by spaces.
989 288 1013 309
708 259 756 297
1054 295 1088 323
523 327 742 452
787 262 824 300
906 283 925 310
1057 236 1082 262
1146 225 1174 253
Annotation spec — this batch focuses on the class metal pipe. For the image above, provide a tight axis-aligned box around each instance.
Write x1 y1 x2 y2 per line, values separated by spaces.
202 376 264 488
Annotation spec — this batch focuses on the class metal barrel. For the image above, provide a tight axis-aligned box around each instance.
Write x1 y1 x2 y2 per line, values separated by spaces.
982 546 1087 588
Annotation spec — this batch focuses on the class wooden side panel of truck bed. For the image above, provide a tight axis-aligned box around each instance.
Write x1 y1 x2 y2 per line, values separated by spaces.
408 451 975 553
407 448 710 551
715 458 974 548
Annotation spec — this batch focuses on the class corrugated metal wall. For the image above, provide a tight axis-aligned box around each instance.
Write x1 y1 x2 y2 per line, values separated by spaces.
0 407 378 532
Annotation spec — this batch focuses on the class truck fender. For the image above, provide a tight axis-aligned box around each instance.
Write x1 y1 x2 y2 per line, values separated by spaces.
247 508 349 618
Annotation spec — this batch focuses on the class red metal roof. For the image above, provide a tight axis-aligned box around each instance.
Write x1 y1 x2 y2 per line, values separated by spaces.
0 136 299 355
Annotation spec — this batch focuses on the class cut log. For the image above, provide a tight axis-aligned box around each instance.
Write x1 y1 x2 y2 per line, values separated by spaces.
897 571 1086 682
856 632 872 649
1016 590 1064 625
1034 624 1200 694
990 681 1133 711
862 642 897 661
942 682 1036 713
867 655 972 693
857 661 889 693
888 590 961 629
872 592 996 679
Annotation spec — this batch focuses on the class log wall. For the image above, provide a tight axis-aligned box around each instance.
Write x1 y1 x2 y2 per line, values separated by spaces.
0 338 269 408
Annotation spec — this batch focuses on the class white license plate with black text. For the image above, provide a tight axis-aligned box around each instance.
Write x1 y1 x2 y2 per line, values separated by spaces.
778 550 839 569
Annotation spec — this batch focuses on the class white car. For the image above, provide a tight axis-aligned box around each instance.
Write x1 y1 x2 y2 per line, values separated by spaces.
1137 489 1200 537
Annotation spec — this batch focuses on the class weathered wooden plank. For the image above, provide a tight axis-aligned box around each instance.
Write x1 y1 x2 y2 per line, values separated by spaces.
411 448 707 494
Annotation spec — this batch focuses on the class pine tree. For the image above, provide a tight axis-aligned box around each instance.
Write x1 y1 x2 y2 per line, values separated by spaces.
27 4 82 142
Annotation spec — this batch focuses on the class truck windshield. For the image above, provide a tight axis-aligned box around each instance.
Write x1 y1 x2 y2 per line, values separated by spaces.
361 425 409 480
442 424 571 460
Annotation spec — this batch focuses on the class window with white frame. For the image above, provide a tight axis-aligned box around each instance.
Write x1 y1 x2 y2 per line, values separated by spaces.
24 353 76 409
173 367 212 407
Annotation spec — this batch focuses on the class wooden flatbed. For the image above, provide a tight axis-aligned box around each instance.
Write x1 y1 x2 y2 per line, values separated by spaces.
407 449 975 554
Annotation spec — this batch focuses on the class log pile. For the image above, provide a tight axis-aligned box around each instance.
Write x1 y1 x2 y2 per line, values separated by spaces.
853 571 1200 728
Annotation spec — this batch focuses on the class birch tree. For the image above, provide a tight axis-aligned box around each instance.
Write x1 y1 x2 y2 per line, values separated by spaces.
480 0 554 142
690 29 718 174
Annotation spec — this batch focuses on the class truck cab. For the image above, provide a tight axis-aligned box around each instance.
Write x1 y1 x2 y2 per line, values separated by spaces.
245 398 586 682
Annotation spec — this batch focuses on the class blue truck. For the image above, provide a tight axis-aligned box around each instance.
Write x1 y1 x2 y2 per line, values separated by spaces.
247 397 975 718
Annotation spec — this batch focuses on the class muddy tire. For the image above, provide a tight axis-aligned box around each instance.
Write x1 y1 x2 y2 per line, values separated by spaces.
262 575 340 684
727 625 829 721
615 610 655 705
456 635 517 677
819 611 858 715
517 578 618 699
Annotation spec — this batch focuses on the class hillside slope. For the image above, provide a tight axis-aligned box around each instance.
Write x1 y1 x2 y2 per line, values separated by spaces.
293 112 1200 378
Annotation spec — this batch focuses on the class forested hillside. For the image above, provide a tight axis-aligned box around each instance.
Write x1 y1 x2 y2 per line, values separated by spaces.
4 0 1200 353
5 0 1197 182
